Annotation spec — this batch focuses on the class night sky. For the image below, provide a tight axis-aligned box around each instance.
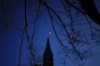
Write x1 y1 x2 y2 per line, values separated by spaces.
0 0 100 66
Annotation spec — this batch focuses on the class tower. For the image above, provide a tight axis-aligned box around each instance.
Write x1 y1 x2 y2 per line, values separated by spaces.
43 37 53 66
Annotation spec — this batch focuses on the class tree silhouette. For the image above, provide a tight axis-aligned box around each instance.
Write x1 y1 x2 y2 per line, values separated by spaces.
80 0 100 25
0 0 99 66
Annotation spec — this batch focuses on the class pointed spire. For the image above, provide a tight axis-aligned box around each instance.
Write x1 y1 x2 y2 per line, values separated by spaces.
45 38 51 51
45 31 52 52
43 37 53 66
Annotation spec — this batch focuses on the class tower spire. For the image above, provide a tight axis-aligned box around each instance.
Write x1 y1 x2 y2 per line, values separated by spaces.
43 36 53 66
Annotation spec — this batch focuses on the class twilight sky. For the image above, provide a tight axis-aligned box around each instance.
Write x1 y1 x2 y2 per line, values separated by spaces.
0 0 100 66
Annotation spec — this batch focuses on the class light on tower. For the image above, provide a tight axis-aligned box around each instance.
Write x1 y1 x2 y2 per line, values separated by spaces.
48 32 51 35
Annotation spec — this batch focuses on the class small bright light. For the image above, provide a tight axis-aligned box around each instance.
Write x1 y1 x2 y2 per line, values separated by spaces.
48 32 51 35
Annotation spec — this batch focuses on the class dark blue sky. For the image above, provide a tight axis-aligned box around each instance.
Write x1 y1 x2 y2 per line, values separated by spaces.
0 0 100 66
